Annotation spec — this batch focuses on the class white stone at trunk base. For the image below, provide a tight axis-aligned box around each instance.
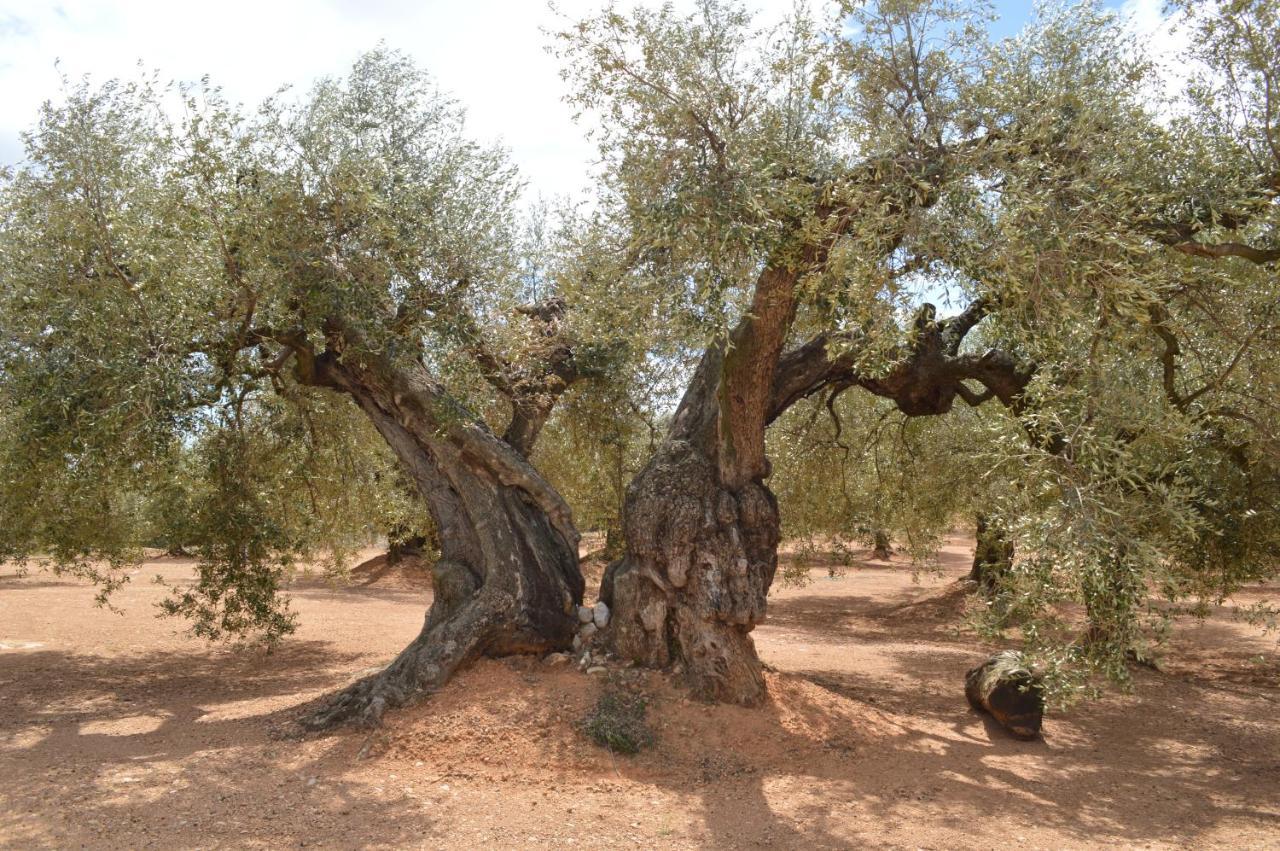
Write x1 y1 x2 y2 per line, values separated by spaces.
592 601 611 629
580 622 598 640
577 605 594 624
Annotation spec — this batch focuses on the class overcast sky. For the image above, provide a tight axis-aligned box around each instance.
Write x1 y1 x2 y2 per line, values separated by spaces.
0 0 1180 201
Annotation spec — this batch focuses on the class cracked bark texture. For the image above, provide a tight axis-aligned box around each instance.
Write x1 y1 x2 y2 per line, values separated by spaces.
602 263 799 706
298 334 583 729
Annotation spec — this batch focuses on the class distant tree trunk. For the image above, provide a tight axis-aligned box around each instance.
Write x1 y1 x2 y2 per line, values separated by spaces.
969 514 1013 593
386 528 428 565
872 529 893 561
602 519 625 562
602 429 630 562
1080 547 1141 656
300 343 583 729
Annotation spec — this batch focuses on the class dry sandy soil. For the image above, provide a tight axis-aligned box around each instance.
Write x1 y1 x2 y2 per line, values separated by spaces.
1 536 1278 849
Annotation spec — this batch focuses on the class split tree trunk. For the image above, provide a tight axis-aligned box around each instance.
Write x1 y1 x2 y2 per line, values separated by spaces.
601 263 802 706
301 344 583 729
602 351 780 706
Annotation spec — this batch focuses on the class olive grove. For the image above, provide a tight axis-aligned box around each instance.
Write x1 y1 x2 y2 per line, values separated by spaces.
1 0 1277 724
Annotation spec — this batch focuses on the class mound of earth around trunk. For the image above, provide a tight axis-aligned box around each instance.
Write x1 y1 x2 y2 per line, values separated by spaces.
365 659 901 786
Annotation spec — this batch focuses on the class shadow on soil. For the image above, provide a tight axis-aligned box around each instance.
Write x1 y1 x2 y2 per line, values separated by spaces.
0 642 439 848
625 658 1280 848
598 577 1280 849
3 548 1278 849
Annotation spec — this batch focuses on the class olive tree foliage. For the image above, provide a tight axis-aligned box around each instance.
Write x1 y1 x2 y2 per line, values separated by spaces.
522 210 697 555
0 49 621 657
939 0 1280 693
531 355 673 555
557 0 1280 703
768 388 1004 577
151 396 431 640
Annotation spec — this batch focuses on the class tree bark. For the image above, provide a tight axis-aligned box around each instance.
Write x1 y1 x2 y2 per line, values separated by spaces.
299 342 583 729
602 264 801 706
600 352 779 706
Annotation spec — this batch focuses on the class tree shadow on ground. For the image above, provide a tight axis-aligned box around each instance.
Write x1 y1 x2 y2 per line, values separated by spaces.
762 585 979 645
6 538 1278 848
0 643 442 849
586 566 1280 848
619 652 1280 849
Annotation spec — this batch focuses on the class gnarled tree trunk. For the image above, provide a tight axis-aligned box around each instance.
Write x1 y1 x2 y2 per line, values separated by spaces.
300 343 583 728
602 351 780 706
602 263 801 706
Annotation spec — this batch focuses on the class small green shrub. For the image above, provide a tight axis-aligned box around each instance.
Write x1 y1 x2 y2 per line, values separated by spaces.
581 684 654 755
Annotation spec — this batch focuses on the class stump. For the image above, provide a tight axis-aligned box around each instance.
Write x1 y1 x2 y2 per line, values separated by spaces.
964 651 1044 740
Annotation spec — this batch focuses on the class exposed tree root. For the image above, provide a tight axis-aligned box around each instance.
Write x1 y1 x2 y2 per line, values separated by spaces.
300 591 531 731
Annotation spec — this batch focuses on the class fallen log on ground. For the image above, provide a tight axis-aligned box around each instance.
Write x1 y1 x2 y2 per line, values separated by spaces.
965 651 1044 740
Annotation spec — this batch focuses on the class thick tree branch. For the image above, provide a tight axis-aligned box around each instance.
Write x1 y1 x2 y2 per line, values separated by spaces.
289 318 580 554
1146 172 1280 266
769 294 1026 421
1149 304 1187 411
1170 239 1280 265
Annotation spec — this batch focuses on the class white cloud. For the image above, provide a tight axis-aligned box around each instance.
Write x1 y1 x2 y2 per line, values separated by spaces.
1118 0 1196 115
0 0 803 200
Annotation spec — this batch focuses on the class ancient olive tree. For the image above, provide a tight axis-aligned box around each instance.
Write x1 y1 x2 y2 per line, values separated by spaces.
558 0 1280 704
555 0 1020 704
0 51 622 725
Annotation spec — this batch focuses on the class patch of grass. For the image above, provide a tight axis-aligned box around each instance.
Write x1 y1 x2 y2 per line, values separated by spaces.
581 681 654 755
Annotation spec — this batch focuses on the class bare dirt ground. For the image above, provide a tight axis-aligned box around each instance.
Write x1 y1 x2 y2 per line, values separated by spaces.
2 536 1278 849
